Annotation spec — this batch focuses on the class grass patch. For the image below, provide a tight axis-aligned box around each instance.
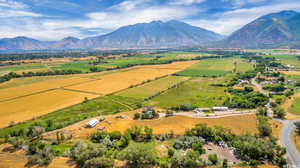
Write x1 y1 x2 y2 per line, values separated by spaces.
175 57 252 77
148 77 228 109
288 97 300 115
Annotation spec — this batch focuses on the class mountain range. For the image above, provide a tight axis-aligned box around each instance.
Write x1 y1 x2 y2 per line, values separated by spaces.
0 10 299 50
218 10 300 49
0 20 224 50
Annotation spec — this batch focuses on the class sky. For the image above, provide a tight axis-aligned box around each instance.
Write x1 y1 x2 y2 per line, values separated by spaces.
0 0 299 41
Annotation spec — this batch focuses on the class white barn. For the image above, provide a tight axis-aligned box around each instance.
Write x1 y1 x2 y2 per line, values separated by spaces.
86 119 99 128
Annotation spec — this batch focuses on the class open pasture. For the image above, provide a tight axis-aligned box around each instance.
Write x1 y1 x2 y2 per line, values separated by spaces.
288 97 300 115
0 89 98 128
148 77 228 109
66 61 197 95
175 57 252 77
116 76 190 99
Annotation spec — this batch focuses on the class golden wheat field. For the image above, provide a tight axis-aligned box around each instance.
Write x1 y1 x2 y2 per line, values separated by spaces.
0 89 98 128
66 61 197 94
0 76 96 101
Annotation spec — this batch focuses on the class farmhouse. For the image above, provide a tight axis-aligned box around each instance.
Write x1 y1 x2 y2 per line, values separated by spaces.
86 119 99 128
193 108 210 113
212 106 229 112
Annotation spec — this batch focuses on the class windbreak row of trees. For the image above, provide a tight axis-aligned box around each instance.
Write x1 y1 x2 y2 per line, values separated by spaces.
0 70 83 83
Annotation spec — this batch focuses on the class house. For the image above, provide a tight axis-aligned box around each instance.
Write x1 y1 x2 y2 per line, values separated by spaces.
86 119 99 128
193 108 210 113
212 107 229 112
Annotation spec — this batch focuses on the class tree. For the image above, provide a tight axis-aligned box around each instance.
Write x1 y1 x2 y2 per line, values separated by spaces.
273 108 286 119
222 159 228 168
258 122 272 137
208 154 218 165
27 126 45 139
170 150 206 168
118 143 158 168
27 145 54 166
295 122 300 135
83 157 114 168
133 113 141 120
144 126 153 141
257 107 268 116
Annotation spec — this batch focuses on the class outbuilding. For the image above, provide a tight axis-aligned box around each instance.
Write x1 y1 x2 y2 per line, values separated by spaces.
193 108 210 113
212 107 229 112
86 119 99 128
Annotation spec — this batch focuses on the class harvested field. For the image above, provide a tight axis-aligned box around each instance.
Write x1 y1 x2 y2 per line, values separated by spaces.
0 77 96 102
271 120 283 139
0 89 98 128
66 61 197 94
292 130 300 153
47 113 258 140
116 76 190 99
0 151 74 168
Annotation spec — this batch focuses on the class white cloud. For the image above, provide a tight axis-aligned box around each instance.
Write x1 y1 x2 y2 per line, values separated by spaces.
0 0 27 9
169 0 206 5
185 1 300 35
44 5 199 30
0 10 42 17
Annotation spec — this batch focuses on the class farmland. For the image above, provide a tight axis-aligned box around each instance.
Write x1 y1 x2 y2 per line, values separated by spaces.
175 57 253 77
148 77 228 109
0 61 196 131
288 97 300 115
0 89 98 128
115 76 190 100
66 61 196 94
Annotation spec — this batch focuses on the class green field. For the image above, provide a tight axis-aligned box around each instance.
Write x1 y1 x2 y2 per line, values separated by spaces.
148 77 228 109
288 97 300 115
175 57 252 77
0 95 141 137
262 54 300 69
115 76 190 100
0 52 210 75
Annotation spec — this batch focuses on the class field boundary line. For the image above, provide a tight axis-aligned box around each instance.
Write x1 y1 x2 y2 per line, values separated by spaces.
0 88 58 103
61 88 104 96
62 78 102 88
109 97 134 111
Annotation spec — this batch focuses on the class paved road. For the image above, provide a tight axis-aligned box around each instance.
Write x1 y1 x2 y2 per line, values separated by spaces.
251 76 300 166
251 77 273 117
278 119 300 167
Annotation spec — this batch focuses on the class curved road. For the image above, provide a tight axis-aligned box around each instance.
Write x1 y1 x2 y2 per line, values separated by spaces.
279 119 300 168
251 76 300 167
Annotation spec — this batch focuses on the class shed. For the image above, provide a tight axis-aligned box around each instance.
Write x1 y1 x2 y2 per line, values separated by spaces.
193 108 210 113
212 107 229 111
86 119 99 128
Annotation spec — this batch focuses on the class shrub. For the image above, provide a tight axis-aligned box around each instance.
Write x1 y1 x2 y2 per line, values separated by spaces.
208 154 218 165
133 113 141 120
83 157 114 168
118 143 158 168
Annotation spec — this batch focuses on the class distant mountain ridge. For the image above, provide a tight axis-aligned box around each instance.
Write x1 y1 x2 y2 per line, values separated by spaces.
2 10 300 50
0 20 224 50
218 10 300 49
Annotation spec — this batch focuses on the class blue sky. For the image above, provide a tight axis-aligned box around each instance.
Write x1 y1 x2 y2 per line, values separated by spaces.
0 0 299 40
